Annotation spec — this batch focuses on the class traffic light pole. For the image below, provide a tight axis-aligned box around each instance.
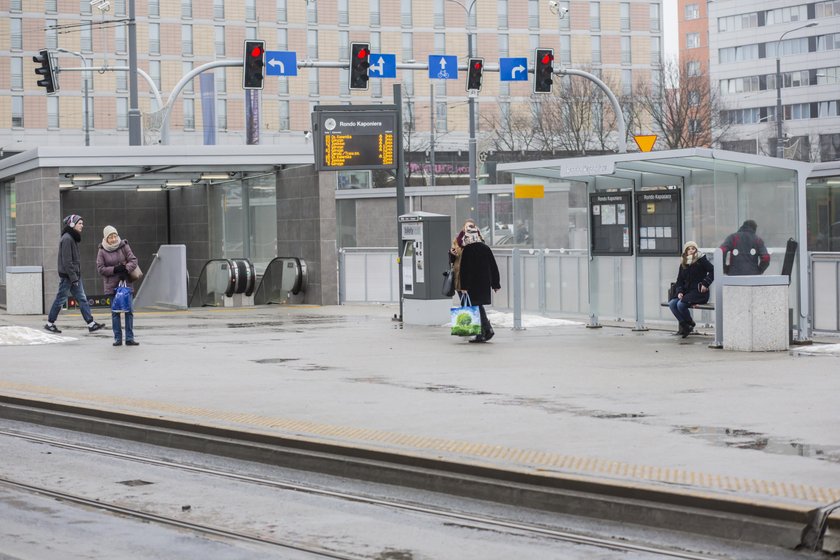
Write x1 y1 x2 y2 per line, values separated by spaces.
560 68 627 153
127 0 141 146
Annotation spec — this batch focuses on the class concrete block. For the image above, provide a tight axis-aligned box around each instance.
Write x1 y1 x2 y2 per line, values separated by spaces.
723 284 788 352
5 266 44 315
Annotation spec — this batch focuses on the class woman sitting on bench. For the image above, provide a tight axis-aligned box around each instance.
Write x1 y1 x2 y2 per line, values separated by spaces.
668 241 714 338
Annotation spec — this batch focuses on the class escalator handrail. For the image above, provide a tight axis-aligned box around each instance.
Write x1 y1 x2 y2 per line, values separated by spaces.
188 258 236 307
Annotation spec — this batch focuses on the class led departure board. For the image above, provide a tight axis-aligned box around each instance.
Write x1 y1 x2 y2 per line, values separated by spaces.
313 109 398 171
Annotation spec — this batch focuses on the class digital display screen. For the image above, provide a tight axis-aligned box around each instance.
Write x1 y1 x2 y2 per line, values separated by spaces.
315 111 397 171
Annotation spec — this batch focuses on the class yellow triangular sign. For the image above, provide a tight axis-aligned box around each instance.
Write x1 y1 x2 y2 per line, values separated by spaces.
634 135 657 152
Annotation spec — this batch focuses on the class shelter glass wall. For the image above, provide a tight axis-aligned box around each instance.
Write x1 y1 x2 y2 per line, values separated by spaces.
0 181 15 280
208 173 277 273
807 175 840 251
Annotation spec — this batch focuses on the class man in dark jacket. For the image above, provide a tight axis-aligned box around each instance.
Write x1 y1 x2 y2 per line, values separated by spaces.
458 226 501 343
720 219 770 275
44 214 104 334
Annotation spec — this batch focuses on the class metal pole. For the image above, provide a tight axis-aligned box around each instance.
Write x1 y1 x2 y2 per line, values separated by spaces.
773 22 817 159
561 68 627 153
127 0 141 145
467 27 478 217
395 83 406 322
512 248 523 330
430 83 436 187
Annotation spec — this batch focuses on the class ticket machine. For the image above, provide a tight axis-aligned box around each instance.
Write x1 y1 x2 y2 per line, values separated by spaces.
398 212 452 325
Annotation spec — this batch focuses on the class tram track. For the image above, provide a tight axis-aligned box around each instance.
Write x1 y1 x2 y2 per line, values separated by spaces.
0 427 735 560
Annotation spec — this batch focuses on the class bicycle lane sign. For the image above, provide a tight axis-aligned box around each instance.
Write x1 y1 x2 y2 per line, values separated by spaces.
428 55 458 80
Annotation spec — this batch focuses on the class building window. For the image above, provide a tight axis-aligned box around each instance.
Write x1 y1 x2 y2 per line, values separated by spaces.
686 33 700 49
11 19 22 50
621 36 631 64
46 19 58 49
11 58 23 90
817 33 840 53
45 0 57 12
11 97 23 128
10 0 22 11
149 0 159 17
685 3 699 20
620 3 630 32
558 1 570 30
116 98 128 129
651 36 661 65
306 0 317 23
687 61 701 76
113 0 126 17
309 69 319 96
650 3 660 32
308 30 318 59
85 98 94 130
215 69 226 94
182 25 193 56
217 99 227 131
215 26 225 57
246 0 257 21
528 0 539 29
591 36 601 64
402 32 413 62
149 23 160 55
688 90 700 106
277 0 287 22
816 0 840 17
246 27 256 40
370 0 380 26
435 102 447 132
278 100 290 131
819 133 840 161
766 5 808 25
116 59 127 91
622 69 632 96
401 0 412 27
115 24 126 53
718 12 758 32
183 99 195 130
149 60 161 92
497 0 508 29
689 119 702 134
181 0 192 18
214 0 224 19
590 2 600 31
560 34 571 65
182 62 194 94
719 44 759 63
47 97 59 129
338 0 349 25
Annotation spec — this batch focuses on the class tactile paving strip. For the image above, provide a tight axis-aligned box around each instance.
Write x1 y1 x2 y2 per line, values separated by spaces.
1 380 837 506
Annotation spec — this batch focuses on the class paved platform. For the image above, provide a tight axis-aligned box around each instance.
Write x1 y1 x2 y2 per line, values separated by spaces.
1 304 839 529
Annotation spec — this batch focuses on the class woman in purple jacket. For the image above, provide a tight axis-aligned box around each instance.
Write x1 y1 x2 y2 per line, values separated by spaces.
96 225 140 346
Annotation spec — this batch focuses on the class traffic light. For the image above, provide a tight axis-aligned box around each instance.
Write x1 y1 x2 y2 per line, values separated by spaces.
534 48 554 93
33 49 59 94
466 58 484 92
243 40 265 90
349 42 370 91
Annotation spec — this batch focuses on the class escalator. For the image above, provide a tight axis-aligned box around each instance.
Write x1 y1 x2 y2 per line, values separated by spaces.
188 257 306 307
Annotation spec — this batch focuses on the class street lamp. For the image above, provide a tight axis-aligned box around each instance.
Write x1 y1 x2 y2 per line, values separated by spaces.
446 0 478 217
55 49 90 146
774 22 817 158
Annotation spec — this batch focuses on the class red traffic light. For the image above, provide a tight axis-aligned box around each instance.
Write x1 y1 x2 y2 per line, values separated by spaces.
541 52 554 64
356 47 369 59
473 61 483 70
250 45 264 58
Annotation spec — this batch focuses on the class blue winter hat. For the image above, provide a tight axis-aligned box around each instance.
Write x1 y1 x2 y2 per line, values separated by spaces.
63 214 83 227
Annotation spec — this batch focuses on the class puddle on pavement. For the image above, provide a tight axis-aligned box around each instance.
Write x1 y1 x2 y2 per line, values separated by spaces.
251 358 299 364
677 426 840 463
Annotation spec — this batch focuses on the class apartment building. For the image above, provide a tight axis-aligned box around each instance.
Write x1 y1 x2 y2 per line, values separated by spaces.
701 0 840 161
1 0 663 168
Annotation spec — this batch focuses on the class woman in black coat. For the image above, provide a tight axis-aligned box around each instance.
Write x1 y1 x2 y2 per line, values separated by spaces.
458 229 501 343
668 241 714 338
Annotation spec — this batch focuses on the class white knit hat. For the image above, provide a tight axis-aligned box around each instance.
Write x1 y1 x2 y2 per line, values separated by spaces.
103 225 118 239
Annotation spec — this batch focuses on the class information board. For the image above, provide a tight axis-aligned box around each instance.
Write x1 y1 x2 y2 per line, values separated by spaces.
590 192 633 256
313 109 397 171
635 189 682 256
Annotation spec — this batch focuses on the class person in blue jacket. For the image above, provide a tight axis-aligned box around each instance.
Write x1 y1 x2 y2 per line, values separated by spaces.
668 241 714 338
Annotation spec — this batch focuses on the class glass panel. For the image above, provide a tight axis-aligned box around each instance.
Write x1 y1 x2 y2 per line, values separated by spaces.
210 180 244 259
246 174 277 272
1 183 16 280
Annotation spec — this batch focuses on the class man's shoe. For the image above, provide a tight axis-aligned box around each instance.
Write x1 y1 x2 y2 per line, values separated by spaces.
483 328 495 342
113 340 123 346
44 324 61 334
88 322 104 333
468 335 486 343
125 340 140 346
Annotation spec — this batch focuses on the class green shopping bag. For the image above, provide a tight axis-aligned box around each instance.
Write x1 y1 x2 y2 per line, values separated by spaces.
450 293 482 336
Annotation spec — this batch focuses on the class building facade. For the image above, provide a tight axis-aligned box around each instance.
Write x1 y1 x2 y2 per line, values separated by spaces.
703 0 840 161
2 0 663 168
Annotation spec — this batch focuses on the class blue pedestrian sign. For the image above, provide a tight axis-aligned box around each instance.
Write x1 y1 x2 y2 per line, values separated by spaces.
428 55 458 80
499 57 528 81
368 53 396 79
265 51 297 76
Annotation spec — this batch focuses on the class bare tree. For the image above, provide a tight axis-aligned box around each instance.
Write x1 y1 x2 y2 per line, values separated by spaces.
633 57 732 149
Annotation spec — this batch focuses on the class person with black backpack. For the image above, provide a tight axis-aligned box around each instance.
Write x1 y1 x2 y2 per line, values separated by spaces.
720 219 770 276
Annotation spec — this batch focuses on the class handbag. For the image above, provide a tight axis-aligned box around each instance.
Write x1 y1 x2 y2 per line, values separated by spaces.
667 282 677 301
450 293 482 336
111 281 133 313
441 266 455 297
128 263 143 282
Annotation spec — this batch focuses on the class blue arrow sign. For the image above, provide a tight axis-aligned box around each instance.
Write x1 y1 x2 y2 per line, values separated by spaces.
428 55 458 80
499 57 528 81
265 51 297 76
368 53 396 79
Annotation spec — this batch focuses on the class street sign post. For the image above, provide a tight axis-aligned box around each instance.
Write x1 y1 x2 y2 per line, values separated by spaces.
428 55 458 80
265 51 297 76
368 53 396 79
499 57 528 81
